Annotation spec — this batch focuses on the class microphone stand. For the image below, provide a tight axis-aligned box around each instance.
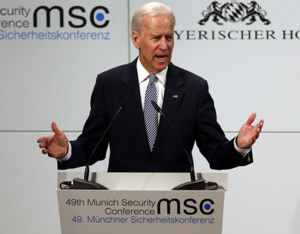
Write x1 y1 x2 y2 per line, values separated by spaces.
60 94 131 189
151 101 205 190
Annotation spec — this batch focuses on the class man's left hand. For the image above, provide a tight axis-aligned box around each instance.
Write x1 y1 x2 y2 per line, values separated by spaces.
237 113 264 149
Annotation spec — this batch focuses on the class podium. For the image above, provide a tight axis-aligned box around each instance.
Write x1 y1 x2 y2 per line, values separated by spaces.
57 172 227 234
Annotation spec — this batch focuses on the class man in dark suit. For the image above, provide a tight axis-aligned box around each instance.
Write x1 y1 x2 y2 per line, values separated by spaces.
37 2 263 172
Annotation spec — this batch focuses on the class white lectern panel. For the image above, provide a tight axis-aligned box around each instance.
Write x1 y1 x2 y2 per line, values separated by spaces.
57 173 227 234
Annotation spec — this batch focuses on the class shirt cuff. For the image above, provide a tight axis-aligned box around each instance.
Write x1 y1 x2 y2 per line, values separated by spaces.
57 142 72 162
234 137 251 158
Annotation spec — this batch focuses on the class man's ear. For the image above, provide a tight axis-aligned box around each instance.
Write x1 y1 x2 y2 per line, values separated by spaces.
132 31 140 49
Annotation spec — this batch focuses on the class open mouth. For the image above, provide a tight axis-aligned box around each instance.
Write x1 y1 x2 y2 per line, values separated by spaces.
155 55 168 60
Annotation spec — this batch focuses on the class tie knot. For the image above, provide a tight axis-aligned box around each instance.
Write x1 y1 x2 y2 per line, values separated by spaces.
149 74 156 85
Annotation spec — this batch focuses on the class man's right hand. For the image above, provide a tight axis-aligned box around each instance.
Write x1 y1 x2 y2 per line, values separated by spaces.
37 122 69 159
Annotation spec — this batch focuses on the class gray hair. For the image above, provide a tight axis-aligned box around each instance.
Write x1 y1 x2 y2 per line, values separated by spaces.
131 2 176 35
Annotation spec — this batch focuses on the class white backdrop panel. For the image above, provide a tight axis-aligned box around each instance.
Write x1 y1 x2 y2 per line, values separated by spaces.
0 0 129 131
0 132 110 234
130 0 300 131
222 133 300 234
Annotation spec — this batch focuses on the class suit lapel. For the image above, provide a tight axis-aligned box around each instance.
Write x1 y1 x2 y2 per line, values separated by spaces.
152 63 185 153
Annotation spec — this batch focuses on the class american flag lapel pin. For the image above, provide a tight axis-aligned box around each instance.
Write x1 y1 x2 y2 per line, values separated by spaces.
173 94 178 98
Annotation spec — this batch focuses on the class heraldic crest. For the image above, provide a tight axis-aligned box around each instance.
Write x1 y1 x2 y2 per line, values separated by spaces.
198 1 271 25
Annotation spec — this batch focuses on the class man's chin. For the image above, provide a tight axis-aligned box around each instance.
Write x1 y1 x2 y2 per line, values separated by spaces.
154 62 170 72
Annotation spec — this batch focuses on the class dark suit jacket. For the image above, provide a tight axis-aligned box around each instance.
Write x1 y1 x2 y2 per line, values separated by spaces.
58 58 252 172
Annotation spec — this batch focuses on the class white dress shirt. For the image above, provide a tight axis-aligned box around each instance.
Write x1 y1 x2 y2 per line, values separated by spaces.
136 57 167 122
136 57 250 158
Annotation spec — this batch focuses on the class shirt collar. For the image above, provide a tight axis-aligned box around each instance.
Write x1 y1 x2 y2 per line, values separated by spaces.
137 57 168 85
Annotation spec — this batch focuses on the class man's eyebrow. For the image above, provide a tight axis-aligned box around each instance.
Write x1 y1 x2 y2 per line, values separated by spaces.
151 34 162 38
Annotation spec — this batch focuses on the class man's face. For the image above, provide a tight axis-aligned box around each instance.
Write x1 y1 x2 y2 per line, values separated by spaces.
132 14 174 74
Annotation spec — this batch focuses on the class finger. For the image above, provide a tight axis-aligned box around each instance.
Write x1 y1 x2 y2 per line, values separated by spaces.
245 113 256 126
254 119 264 132
51 122 61 135
39 142 47 149
253 123 263 139
37 136 50 143
259 119 264 128
42 149 48 154
253 130 260 139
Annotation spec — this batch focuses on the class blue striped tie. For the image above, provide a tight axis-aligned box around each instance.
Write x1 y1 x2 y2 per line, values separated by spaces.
144 74 158 152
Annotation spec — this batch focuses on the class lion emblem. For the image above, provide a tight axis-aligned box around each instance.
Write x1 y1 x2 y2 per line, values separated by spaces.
199 1 271 25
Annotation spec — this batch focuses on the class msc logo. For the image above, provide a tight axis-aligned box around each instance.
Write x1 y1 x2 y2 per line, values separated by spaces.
157 198 214 215
199 1 271 25
33 6 109 28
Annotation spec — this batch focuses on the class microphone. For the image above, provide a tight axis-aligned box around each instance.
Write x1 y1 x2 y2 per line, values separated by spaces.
151 101 205 190
60 94 131 190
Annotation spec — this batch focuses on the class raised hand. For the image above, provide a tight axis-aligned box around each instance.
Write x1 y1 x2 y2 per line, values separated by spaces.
37 122 69 159
237 113 264 149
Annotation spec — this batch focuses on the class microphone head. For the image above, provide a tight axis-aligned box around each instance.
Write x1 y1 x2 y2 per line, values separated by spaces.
151 101 161 112
121 94 132 108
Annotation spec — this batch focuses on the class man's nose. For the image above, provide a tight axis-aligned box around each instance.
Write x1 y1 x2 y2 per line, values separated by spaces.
159 37 168 50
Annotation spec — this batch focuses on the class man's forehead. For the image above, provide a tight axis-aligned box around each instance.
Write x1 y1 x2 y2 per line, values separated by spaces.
143 14 174 26
142 15 174 33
